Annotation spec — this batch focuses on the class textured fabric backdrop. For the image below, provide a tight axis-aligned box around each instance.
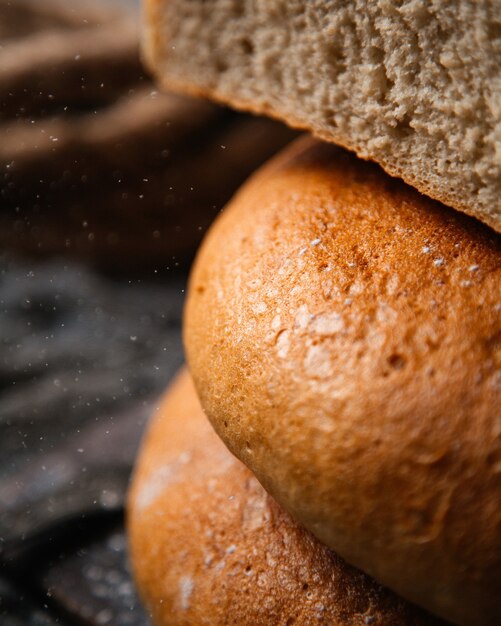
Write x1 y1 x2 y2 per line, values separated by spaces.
1 2 176 625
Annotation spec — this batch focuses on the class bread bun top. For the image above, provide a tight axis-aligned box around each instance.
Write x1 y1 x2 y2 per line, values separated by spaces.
184 137 501 626
128 369 446 626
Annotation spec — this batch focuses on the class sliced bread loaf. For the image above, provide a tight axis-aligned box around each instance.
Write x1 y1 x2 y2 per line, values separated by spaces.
144 0 501 233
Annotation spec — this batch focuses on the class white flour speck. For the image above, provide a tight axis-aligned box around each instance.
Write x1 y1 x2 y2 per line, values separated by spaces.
304 344 332 378
252 301 267 314
276 330 291 359
179 576 194 610
271 314 281 331
311 313 344 336
136 452 191 510
294 304 311 329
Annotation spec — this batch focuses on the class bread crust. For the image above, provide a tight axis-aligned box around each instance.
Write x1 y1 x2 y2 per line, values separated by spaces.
128 369 446 626
184 137 501 626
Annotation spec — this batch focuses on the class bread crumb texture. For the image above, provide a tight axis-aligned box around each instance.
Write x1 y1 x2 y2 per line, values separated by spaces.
184 137 501 626
145 0 501 232
128 369 446 626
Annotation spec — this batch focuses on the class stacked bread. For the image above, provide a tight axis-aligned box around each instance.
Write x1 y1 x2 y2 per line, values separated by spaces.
128 3 501 626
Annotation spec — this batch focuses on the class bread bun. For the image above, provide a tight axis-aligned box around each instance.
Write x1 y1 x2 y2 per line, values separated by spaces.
128 369 445 626
184 137 501 626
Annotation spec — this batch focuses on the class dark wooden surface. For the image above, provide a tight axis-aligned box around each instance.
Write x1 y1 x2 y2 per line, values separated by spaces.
0 2 295 623
0 3 177 625
0 254 187 624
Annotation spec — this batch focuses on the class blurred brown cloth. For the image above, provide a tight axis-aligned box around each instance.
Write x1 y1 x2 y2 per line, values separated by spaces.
0 2 280 625
0 0 297 268
0 3 296 624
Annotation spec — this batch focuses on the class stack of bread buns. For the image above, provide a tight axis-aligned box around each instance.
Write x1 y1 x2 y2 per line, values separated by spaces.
128 3 501 625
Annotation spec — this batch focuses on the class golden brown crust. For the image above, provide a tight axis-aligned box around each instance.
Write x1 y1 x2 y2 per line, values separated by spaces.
128 369 446 626
184 137 501 626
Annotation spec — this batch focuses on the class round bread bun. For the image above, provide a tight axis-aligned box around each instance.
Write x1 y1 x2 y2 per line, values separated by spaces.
127 369 446 626
184 137 501 626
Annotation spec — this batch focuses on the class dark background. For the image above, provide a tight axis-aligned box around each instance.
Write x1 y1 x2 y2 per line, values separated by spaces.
0 253 184 626
2 1 203 624
0 1 296 622
1 1 180 623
